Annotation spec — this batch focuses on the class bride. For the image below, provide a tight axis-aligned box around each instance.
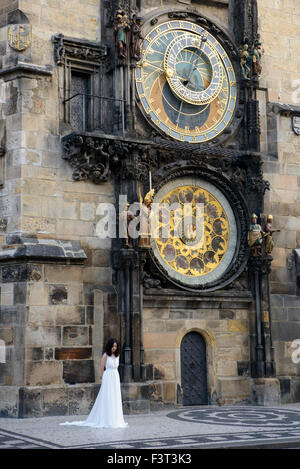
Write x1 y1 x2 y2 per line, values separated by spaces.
61 339 128 428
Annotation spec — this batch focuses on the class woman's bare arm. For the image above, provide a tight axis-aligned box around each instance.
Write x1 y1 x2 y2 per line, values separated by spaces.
99 353 107 382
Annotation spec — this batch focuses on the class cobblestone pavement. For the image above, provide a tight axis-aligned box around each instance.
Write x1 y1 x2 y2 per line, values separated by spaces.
1 404 300 449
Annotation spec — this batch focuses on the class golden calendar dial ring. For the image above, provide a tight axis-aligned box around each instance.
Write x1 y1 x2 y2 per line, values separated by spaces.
150 178 238 288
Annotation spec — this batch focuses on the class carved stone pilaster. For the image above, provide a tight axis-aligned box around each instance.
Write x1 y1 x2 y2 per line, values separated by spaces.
248 255 276 378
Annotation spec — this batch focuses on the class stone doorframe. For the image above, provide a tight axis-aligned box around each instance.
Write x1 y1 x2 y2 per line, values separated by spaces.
175 326 217 404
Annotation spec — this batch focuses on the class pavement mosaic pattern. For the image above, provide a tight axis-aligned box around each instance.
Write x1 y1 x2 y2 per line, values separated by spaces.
1 405 300 449
167 407 300 429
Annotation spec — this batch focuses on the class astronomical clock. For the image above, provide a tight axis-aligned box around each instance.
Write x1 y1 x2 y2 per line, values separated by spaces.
135 20 237 144
134 15 248 292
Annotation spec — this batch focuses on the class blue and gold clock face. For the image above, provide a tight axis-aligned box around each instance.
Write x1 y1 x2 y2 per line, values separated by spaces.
135 20 237 144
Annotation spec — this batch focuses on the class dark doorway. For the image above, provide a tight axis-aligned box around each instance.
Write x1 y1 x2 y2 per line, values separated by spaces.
180 331 208 405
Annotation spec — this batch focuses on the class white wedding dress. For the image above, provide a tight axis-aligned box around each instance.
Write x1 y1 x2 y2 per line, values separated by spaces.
60 354 128 428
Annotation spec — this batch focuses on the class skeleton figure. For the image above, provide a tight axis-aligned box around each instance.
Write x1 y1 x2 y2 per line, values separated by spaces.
240 43 252 80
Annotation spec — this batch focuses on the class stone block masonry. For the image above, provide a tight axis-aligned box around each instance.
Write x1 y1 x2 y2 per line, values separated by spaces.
0 235 117 416
143 291 253 406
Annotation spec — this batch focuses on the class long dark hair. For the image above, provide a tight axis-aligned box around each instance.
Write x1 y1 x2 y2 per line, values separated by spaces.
104 338 120 357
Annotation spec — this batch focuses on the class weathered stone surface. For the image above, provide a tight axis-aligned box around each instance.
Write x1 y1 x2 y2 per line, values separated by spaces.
163 382 176 402
55 306 85 325
68 385 99 415
123 399 150 415
62 360 95 384
217 377 250 402
62 326 90 346
43 387 69 416
291 377 300 402
13 283 26 305
27 347 43 361
250 378 281 406
0 386 19 417
26 325 61 347
279 377 292 404
49 285 68 304
25 361 62 386
19 388 44 418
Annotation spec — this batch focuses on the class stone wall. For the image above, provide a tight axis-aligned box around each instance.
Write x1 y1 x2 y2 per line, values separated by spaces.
143 291 253 406
258 0 300 394
0 0 120 416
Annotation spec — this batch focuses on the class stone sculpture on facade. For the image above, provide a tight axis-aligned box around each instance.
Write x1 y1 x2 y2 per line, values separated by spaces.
114 10 131 59
252 36 264 79
240 43 252 80
120 202 136 248
138 189 155 249
264 215 280 254
130 15 143 60
248 213 279 256
248 213 264 255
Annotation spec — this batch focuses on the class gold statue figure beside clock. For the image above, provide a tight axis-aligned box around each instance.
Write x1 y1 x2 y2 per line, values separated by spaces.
135 20 237 143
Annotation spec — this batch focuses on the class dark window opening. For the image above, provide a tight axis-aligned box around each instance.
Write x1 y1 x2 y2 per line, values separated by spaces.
70 71 91 132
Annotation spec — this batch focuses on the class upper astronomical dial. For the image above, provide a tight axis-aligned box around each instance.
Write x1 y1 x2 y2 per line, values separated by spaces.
164 33 223 106
135 20 237 144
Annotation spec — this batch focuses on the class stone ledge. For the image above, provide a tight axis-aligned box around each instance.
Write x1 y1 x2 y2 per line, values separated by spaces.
144 290 253 308
0 382 177 418
0 62 53 81
268 102 300 117
0 237 87 263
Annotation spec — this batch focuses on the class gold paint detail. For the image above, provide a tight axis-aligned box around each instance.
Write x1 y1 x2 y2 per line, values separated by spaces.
153 185 230 277
8 24 32 51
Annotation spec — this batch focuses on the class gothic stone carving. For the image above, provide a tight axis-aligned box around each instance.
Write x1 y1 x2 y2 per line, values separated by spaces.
53 34 107 66
62 134 111 184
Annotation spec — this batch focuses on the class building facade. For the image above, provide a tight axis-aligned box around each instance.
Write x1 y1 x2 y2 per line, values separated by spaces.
0 0 300 417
